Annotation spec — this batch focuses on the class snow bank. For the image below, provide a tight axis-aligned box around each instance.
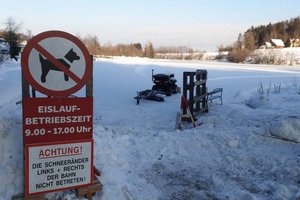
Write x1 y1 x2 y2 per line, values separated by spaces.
250 47 300 65
269 117 300 143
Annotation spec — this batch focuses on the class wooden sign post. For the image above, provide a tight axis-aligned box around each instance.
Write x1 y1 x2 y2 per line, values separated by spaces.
13 31 101 200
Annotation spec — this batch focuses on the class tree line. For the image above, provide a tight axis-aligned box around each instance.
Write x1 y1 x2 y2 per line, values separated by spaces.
223 16 300 63
248 16 300 48
0 17 157 59
78 34 156 58
77 35 198 59
1 17 202 60
2 16 300 63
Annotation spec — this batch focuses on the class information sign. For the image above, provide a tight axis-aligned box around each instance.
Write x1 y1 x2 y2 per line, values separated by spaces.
23 97 93 144
25 140 93 196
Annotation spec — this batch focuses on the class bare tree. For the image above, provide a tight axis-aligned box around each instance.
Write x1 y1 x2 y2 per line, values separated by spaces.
80 34 101 56
144 41 154 58
24 29 33 40
3 17 22 60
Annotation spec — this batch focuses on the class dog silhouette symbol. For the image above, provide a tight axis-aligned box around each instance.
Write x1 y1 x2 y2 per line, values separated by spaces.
39 48 80 83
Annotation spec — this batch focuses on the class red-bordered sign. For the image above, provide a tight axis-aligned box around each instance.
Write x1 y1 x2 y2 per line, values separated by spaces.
25 139 94 196
21 31 92 96
23 97 93 144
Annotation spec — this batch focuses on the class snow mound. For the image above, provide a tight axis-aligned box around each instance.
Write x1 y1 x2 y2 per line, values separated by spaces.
269 117 300 143
244 96 268 109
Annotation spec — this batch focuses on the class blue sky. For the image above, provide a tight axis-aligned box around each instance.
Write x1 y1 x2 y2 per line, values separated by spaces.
1 0 299 50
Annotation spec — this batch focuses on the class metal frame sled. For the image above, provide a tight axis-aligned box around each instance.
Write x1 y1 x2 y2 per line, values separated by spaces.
134 89 164 104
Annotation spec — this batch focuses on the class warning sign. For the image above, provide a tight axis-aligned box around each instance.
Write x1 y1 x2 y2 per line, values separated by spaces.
25 140 93 196
23 97 93 144
20 31 96 197
21 30 92 97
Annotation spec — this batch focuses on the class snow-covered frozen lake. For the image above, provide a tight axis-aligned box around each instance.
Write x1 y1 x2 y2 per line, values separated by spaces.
0 57 300 200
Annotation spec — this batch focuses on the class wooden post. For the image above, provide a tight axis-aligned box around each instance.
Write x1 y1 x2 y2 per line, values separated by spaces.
77 177 103 200
86 55 93 97
21 69 29 197
202 71 208 112
12 194 44 200
22 69 30 98
195 71 201 111
182 72 188 115
19 70 45 200
188 73 194 113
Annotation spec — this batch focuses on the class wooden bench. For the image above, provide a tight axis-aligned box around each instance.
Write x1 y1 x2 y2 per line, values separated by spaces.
207 88 223 105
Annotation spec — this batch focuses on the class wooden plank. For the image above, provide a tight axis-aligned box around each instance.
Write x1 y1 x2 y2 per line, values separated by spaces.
195 69 207 75
31 88 36 98
77 177 103 199
188 74 194 115
195 73 201 111
21 70 29 200
193 94 207 102
175 112 181 130
86 55 93 97
12 194 44 200
186 80 206 88
182 72 188 115
194 80 206 86
183 72 188 98
183 71 196 76
22 72 30 98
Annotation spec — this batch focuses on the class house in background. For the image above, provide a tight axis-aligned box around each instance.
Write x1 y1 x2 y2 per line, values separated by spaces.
289 38 300 47
265 42 272 48
270 39 285 48
259 40 284 49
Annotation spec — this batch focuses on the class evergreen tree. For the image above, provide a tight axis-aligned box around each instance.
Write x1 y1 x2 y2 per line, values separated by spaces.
243 16 300 48
244 31 256 50
236 33 244 49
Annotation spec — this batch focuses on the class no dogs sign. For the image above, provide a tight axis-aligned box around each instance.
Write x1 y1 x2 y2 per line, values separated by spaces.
21 31 92 96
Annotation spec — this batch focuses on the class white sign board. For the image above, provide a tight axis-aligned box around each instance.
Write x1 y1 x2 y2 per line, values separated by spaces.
26 140 93 195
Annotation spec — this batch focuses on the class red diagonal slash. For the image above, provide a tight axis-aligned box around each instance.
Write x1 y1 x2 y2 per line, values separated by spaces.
34 43 81 83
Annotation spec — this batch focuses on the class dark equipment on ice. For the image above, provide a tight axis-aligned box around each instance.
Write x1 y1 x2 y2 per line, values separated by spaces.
151 69 178 96
134 90 164 105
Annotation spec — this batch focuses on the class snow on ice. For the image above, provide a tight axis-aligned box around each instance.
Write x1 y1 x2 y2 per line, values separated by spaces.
0 57 300 200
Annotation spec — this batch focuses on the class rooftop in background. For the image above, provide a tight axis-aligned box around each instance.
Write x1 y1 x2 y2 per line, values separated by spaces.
271 39 285 48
